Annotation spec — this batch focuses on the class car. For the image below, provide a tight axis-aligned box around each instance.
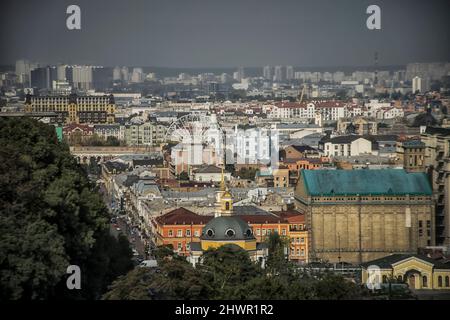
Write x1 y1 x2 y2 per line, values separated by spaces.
116 227 121 231
139 260 158 268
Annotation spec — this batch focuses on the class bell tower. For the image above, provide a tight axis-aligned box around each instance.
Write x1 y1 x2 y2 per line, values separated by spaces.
214 167 233 217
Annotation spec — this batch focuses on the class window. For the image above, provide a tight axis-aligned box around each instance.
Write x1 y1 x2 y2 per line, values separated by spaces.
300 249 305 256
282 229 286 236
168 230 173 237
267 229 271 235
262 229 266 236
300 237 305 243
206 229 214 237
438 276 443 287
186 243 190 250
177 242 182 250
226 229 235 237
256 228 261 236
422 276 428 288
446 276 450 287
382 275 387 283
177 230 183 237
194 230 199 237
186 229 191 237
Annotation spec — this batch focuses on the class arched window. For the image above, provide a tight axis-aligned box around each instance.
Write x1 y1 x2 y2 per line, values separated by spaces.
225 201 230 211
438 276 443 287
397 275 403 282
446 276 450 287
225 229 235 238
382 275 387 283
206 229 214 237
422 276 428 288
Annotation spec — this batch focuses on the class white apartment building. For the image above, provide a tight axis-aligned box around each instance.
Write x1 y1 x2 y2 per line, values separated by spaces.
320 136 374 157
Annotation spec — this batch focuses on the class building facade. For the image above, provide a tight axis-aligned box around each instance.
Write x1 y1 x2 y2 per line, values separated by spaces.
422 126 450 246
295 169 434 264
24 93 116 124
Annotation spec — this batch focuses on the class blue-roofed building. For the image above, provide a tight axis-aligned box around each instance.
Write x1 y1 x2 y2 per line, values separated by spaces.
294 169 434 264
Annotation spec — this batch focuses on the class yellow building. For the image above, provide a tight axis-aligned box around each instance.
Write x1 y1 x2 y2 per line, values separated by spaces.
361 254 450 290
189 170 267 266
24 93 116 124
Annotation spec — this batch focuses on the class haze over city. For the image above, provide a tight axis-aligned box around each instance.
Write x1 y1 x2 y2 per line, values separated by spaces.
0 0 449 68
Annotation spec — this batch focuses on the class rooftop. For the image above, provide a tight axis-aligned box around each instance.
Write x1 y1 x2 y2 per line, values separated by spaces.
301 169 432 196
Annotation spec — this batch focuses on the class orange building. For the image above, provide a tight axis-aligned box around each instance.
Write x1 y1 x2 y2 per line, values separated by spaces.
282 157 329 171
152 208 212 256
152 207 309 263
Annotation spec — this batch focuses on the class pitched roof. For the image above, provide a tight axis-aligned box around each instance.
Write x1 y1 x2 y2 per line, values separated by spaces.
301 169 432 196
360 254 450 269
132 158 163 167
321 135 368 144
193 165 224 174
155 207 213 225
288 145 318 153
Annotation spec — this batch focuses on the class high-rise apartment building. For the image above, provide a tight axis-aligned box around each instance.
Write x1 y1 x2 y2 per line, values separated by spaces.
72 66 93 90
274 66 283 82
286 66 294 81
263 66 272 80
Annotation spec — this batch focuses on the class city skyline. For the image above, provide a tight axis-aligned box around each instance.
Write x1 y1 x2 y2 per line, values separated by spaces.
1 0 449 68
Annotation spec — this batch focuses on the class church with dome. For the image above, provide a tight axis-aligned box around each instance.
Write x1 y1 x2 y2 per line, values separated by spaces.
188 169 268 267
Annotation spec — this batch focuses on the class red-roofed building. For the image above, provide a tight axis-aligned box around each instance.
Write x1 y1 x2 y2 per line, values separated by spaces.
152 208 213 256
151 206 309 262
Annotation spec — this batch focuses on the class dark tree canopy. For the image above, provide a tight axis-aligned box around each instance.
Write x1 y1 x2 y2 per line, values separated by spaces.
0 118 133 300
103 235 365 300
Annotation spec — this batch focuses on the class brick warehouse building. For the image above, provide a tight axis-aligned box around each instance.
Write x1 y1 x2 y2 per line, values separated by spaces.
294 169 434 264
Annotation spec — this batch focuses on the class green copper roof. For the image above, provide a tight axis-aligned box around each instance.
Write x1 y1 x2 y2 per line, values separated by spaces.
301 169 432 196
55 126 63 142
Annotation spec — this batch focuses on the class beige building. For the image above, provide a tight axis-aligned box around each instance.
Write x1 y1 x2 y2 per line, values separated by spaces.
337 117 378 135
396 139 426 173
421 127 450 246
24 93 116 124
295 169 434 264
361 254 450 290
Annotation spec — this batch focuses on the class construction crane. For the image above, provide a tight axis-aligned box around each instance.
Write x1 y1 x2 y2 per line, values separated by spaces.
297 84 306 103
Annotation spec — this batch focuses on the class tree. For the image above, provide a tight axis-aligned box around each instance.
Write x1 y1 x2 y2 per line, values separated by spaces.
178 171 189 181
236 167 258 180
0 118 133 299
265 232 292 277
200 244 262 299
103 258 213 300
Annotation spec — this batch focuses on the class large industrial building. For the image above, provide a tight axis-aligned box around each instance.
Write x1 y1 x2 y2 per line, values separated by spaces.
294 169 434 264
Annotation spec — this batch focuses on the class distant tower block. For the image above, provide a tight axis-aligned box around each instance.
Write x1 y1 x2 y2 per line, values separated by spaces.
374 51 379 85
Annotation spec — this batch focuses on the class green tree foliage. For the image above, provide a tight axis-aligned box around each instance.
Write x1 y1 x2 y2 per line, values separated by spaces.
67 133 122 147
0 118 133 299
103 258 213 300
103 236 364 300
177 171 189 181
200 244 261 299
236 167 258 180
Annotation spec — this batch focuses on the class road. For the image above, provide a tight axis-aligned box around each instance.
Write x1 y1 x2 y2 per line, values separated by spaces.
99 182 148 261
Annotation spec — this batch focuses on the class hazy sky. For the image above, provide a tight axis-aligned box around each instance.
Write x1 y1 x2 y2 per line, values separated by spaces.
0 0 449 67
